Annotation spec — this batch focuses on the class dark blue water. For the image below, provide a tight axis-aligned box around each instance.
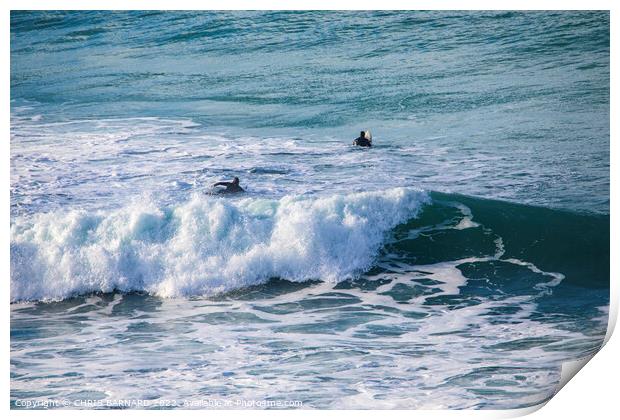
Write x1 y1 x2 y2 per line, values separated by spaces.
11 11 609 409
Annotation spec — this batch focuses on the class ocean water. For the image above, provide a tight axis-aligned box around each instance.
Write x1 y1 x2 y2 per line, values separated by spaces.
10 11 609 409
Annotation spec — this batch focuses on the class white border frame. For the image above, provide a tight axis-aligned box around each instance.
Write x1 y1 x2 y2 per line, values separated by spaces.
3 2 616 419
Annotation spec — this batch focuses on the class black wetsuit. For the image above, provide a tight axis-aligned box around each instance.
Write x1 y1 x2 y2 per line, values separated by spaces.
353 136 372 147
213 182 244 194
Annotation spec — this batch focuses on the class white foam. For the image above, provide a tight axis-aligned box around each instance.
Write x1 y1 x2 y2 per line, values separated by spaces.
10 188 430 302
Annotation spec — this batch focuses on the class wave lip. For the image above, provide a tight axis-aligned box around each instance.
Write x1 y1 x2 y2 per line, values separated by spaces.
10 188 430 302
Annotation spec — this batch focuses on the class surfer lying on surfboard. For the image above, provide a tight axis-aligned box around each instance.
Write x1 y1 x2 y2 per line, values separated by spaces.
213 176 245 194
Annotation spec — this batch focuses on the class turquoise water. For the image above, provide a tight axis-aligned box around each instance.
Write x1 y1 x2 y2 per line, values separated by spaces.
11 11 609 409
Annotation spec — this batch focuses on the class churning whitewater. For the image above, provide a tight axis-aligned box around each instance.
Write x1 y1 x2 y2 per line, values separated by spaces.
11 188 429 302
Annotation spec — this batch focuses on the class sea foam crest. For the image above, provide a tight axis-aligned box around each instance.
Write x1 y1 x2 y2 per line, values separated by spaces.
10 188 429 302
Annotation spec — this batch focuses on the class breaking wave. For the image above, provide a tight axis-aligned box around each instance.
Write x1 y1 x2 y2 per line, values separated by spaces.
10 188 430 302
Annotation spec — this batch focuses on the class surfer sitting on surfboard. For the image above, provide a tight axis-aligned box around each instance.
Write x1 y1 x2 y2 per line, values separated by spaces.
353 130 372 147
213 176 244 194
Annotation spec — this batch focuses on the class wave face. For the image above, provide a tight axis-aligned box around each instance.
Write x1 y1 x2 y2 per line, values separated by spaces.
10 188 429 302
10 191 609 409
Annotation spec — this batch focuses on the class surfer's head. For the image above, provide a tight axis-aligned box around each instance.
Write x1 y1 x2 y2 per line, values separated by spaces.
360 131 365 137
233 177 240 185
